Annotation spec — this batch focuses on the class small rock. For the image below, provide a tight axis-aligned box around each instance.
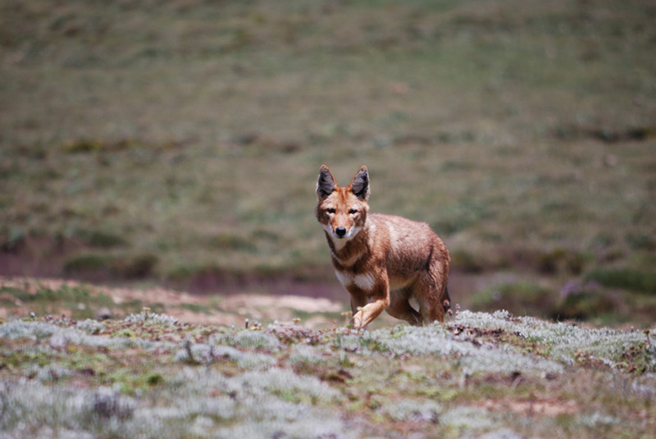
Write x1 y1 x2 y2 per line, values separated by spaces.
95 307 112 320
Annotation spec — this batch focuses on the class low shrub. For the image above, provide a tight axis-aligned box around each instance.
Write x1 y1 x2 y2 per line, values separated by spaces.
112 254 158 279
63 254 114 274
586 268 656 295
469 282 555 318
84 230 128 248
552 280 618 321
450 249 485 273
63 253 158 279
538 248 588 275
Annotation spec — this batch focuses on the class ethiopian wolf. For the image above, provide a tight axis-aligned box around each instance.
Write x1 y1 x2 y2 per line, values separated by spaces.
316 165 451 329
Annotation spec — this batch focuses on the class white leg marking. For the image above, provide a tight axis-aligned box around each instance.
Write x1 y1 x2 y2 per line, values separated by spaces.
354 273 376 291
408 295 420 312
335 271 353 287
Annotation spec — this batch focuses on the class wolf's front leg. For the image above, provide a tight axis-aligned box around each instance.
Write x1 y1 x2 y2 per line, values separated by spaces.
350 285 390 330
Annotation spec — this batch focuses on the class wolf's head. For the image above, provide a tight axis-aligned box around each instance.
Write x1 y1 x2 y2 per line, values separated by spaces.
316 165 370 242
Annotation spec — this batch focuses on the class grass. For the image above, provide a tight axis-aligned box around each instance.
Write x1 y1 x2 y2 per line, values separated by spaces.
0 303 655 438
1 0 655 321
0 283 145 321
0 277 354 330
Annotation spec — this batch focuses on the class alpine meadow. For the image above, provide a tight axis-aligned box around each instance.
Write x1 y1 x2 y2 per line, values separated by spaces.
1 0 655 438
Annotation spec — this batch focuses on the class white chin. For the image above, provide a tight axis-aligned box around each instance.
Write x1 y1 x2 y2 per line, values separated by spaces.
336 227 361 240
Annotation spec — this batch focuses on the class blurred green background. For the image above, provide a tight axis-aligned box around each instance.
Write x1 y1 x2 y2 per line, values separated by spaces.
1 0 655 326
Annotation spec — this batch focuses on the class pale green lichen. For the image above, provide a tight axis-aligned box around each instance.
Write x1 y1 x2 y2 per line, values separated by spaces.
455 310 656 370
440 406 498 431
125 311 178 325
288 344 328 366
0 368 352 439
355 319 564 376
1 309 654 439
379 399 442 422
174 341 276 369
75 319 105 335
232 330 281 350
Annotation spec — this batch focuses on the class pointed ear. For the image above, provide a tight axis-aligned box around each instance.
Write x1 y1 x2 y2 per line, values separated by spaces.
350 165 370 201
317 165 337 199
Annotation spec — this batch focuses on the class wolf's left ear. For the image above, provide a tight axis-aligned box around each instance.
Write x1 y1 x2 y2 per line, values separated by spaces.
350 165 370 201
317 165 337 199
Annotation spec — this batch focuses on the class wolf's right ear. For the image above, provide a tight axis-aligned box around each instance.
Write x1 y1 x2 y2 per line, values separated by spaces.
317 165 337 199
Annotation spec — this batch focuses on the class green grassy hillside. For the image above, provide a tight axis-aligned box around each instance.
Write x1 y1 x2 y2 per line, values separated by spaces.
1 0 655 323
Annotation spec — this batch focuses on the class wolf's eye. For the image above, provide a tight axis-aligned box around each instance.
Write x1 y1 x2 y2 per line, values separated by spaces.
326 208 336 214
348 209 358 214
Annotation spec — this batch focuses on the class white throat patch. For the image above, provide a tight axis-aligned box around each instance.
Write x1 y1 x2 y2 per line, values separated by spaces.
334 271 376 292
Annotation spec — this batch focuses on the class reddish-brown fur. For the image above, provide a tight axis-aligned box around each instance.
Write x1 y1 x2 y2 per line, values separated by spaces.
316 165 451 329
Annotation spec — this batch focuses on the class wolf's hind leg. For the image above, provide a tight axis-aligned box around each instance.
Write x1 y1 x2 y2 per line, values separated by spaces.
386 289 422 325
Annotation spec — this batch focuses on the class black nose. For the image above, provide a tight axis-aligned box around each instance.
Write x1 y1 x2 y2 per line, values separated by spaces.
335 227 347 238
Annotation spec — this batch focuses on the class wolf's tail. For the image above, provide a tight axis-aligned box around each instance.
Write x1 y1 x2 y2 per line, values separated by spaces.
443 285 452 312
